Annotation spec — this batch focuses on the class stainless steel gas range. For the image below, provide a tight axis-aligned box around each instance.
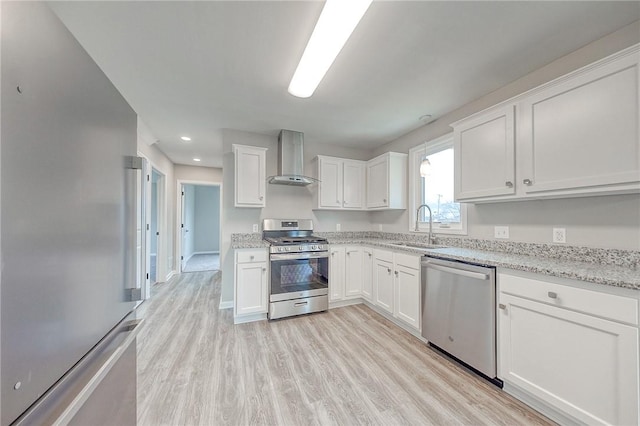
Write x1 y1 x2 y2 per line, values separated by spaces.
263 219 329 320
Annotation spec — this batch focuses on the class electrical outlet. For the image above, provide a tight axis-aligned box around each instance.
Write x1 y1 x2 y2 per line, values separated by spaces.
252 224 258 233
553 227 566 243
494 226 510 239
336 223 341 231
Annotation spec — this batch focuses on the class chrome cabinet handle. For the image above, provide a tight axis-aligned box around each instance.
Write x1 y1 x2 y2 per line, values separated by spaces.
387 268 391 273
394 271 398 276
262 268 266 272
523 179 532 185
505 181 513 187
548 291 558 299
259 195 264 200
331 252 335 256
368 253 372 257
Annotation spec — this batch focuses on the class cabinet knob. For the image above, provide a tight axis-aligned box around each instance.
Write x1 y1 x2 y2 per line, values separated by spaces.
547 291 558 299
368 253 372 257
387 268 391 273
523 179 532 185
383 198 387 203
498 303 506 310
250 255 254 260
394 270 398 276
505 181 513 188
331 252 335 256
262 268 266 272
259 196 264 200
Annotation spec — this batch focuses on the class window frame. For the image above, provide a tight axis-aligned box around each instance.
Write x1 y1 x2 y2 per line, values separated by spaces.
408 133 467 235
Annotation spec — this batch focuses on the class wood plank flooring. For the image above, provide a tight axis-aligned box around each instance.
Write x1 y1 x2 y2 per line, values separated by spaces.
136 271 554 426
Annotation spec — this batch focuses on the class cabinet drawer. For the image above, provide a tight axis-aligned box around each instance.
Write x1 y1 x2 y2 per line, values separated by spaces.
374 248 393 263
236 249 268 264
499 273 638 325
394 252 420 270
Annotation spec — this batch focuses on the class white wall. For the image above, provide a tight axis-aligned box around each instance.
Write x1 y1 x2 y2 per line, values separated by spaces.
370 20 640 250
138 118 176 281
194 185 220 252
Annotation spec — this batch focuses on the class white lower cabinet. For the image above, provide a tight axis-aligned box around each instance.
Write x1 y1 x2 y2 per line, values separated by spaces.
234 248 268 321
361 247 374 301
345 247 363 298
498 272 640 426
373 249 421 330
329 246 346 302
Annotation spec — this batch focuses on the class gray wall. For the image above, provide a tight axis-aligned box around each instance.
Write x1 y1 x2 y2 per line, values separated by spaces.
194 185 220 253
371 20 640 250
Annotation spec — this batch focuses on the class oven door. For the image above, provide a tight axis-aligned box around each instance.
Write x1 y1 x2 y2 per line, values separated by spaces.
269 251 329 302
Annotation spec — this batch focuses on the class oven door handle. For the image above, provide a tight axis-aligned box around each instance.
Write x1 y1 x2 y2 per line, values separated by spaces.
270 252 329 261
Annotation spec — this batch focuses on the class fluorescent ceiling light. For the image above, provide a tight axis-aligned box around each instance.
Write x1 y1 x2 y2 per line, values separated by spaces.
288 0 373 98
181 136 191 141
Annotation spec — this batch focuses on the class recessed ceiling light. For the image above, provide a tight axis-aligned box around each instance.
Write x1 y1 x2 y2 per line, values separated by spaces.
181 136 191 141
193 158 201 162
288 0 373 98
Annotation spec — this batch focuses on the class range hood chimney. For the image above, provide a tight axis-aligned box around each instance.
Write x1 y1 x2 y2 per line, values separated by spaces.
268 130 317 186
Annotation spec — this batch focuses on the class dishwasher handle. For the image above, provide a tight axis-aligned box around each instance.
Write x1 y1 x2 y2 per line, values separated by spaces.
424 262 490 280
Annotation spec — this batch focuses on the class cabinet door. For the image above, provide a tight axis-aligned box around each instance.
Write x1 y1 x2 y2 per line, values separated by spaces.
234 145 267 207
374 258 394 314
454 105 516 201
318 157 343 208
394 264 420 330
345 247 363 298
519 54 640 195
342 160 365 209
361 248 374 301
367 156 389 208
499 293 639 426
329 247 345 301
235 262 268 315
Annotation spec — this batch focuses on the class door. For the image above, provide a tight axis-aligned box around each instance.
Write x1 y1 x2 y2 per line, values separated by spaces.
374 258 394 314
345 247 363 298
180 185 188 271
499 293 639 425
394 264 420 330
342 160 365 209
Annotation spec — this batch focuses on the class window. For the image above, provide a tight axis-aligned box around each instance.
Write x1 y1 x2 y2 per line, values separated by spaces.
408 133 467 234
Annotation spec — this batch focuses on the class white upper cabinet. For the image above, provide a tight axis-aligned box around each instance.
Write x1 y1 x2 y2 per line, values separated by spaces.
452 44 640 203
366 152 407 209
454 105 516 200
233 144 267 208
519 52 639 196
315 156 366 210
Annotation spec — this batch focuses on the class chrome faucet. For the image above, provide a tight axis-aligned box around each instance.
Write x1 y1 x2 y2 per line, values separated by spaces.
416 204 434 244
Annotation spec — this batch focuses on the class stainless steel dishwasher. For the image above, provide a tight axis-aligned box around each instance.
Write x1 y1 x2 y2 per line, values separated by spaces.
421 257 500 385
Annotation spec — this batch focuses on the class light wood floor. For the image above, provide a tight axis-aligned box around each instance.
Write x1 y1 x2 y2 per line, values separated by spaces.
136 271 554 426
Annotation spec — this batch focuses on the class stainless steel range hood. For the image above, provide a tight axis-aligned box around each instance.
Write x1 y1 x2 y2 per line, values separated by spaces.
268 130 318 186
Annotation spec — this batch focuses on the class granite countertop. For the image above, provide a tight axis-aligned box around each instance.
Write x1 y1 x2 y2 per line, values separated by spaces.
326 237 640 291
230 232 639 291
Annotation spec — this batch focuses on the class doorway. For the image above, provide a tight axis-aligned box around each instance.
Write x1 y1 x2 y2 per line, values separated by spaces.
149 169 162 283
178 182 221 273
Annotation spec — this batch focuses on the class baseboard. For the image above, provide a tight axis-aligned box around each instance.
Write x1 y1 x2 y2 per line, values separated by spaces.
361 300 423 340
502 382 581 426
218 300 233 310
234 313 267 324
329 298 363 309
165 270 176 281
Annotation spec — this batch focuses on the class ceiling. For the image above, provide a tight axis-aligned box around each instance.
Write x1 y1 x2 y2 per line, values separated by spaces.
49 1 640 168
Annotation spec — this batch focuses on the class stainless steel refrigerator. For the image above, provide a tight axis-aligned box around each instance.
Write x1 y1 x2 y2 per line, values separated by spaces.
1 2 142 424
